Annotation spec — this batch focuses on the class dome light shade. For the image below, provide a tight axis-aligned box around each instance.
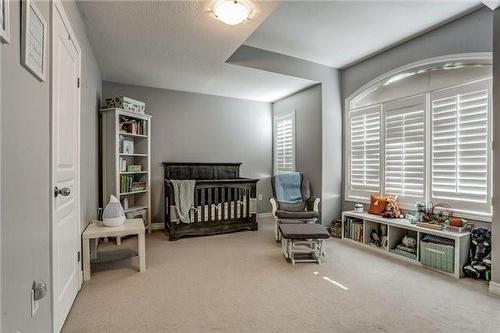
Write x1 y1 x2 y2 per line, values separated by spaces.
213 0 251 25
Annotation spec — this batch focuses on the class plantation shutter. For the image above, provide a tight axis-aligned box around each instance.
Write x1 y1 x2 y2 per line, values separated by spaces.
430 79 491 216
384 95 425 203
274 112 295 173
348 105 381 199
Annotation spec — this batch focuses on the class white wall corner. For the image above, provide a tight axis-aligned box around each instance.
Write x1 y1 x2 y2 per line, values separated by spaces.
489 281 500 296
482 0 500 10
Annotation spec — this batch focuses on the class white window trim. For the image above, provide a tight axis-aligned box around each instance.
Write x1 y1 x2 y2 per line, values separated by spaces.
273 110 296 173
345 78 493 222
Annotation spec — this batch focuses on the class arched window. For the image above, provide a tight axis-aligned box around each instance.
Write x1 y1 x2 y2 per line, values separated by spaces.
345 55 492 221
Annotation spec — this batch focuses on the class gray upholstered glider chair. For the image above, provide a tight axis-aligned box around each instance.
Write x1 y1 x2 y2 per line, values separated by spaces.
270 173 320 241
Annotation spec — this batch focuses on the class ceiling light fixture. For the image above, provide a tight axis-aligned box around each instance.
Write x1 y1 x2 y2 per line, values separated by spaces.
213 0 251 25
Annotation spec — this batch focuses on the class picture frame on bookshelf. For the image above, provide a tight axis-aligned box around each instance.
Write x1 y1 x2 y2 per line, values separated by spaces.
122 138 134 154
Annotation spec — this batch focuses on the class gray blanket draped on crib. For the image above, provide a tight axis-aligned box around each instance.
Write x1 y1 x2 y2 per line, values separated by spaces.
170 179 196 223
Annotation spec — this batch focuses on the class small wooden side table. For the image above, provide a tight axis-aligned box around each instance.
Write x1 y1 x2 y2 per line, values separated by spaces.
82 218 146 281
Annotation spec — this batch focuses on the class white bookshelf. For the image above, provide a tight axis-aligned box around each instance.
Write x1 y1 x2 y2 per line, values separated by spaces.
341 211 470 279
101 108 152 232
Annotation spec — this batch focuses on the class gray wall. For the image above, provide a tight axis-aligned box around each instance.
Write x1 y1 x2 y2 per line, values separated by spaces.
273 85 322 200
1 1 101 332
340 7 493 211
228 46 342 225
102 81 273 222
341 7 493 100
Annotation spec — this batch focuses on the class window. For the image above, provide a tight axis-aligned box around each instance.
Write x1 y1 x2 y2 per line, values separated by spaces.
273 111 295 173
430 79 491 217
384 96 425 204
347 105 381 199
346 77 492 219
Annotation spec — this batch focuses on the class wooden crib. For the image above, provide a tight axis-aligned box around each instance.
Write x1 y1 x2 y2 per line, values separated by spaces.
163 162 259 240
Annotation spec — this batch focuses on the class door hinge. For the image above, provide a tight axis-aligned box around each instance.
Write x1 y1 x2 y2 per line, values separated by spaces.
77 251 81 262
77 77 80 88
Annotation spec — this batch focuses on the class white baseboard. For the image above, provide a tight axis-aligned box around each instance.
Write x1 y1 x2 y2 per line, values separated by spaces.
150 222 164 230
257 212 273 219
489 281 500 296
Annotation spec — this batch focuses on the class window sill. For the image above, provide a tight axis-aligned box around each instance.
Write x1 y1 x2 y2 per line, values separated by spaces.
345 196 491 223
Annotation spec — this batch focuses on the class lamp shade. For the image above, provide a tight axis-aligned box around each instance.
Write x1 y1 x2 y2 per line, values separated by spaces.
213 0 251 25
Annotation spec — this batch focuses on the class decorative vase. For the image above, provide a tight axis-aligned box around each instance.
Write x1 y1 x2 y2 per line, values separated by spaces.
102 195 125 227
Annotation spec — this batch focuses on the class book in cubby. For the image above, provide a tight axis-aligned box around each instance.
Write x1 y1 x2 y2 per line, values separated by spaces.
344 217 363 243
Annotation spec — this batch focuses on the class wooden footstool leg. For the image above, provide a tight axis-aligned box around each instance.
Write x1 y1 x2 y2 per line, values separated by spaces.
138 232 146 272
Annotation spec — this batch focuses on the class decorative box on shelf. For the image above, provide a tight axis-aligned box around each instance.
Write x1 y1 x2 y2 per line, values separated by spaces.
128 165 142 172
105 96 145 114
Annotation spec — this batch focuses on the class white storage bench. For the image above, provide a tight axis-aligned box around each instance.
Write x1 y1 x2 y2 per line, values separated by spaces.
341 211 471 278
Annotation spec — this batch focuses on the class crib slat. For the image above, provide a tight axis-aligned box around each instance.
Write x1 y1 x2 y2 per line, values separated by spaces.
238 188 242 219
215 187 219 221
221 187 226 220
200 188 206 222
208 188 212 222
228 187 233 220
246 188 250 219
193 188 198 222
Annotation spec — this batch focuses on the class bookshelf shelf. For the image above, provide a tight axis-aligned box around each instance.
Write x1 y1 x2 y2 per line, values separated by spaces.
119 153 148 157
125 205 149 213
120 189 148 196
120 132 148 138
119 171 148 175
101 107 152 232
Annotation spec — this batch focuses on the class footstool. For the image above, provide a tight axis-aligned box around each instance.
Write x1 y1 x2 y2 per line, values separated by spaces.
278 223 330 265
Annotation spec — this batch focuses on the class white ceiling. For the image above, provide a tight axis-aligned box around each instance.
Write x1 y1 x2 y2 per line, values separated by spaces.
245 1 483 68
76 0 316 102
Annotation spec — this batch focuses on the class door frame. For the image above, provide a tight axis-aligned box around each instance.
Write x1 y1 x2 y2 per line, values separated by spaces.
50 0 82 331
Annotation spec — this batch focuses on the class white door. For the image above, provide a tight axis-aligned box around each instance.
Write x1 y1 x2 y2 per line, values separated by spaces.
51 2 81 332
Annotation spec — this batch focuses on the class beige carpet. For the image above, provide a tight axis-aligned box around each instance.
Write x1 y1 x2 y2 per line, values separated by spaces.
63 218 500 333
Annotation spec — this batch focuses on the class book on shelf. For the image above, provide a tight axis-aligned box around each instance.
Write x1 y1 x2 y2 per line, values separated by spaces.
120 175 147 193
119 116 147 135
119 157 127 172
344 218 363 242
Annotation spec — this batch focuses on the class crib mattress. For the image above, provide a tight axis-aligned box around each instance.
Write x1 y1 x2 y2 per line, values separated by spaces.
170 198 257 223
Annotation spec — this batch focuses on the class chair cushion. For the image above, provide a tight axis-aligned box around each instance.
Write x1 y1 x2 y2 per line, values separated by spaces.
275 210 319 219
279 223 330 239
278 201 306 212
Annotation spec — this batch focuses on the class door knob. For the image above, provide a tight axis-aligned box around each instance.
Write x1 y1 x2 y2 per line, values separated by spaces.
54 187 71 197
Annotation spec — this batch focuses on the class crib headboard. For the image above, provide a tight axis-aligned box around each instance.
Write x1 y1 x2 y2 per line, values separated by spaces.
162 162 241 180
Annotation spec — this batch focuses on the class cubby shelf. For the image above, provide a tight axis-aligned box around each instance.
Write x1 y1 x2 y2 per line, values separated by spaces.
341 211 471 279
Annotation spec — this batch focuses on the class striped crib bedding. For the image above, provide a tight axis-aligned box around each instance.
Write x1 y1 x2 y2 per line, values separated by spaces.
170 198 257 223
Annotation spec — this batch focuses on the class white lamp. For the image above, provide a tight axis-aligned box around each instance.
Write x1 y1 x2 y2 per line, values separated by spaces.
213 0 251 25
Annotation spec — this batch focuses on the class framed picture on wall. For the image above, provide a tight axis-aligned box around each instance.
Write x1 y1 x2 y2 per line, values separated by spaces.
21 0 47 82
0 0 10 43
